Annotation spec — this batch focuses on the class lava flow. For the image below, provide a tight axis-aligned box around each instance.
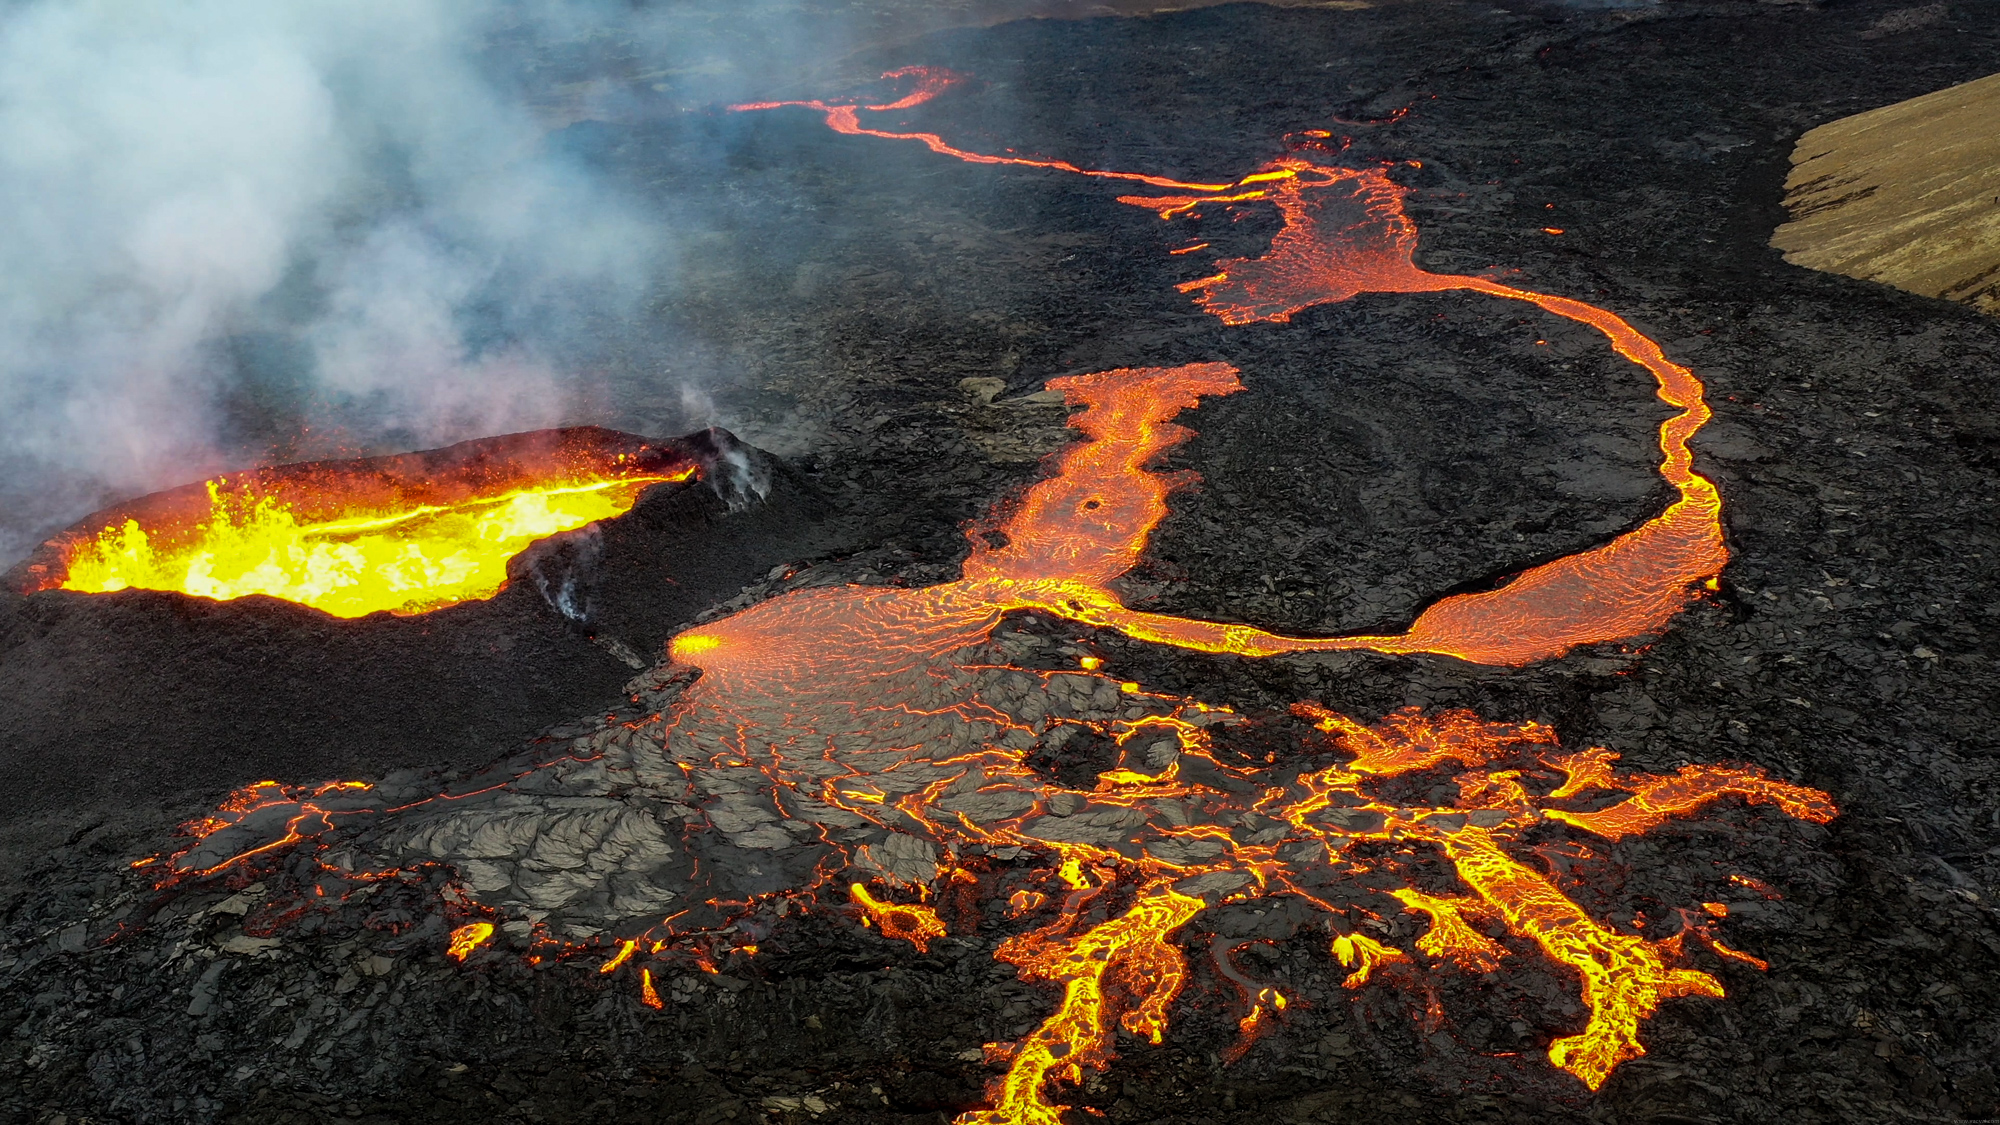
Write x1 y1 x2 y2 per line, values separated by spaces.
18 427 699 618
148 363 1832 1121
730 67 1233 192
128 73 1827 1124
735 68 1727 665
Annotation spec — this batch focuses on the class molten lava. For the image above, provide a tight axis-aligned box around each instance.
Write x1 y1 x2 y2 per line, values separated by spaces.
736 72 1729 665
129 74 1836 1124
730 67 1232 192
850 882 949 952
447 921 495 961
24 428 699 618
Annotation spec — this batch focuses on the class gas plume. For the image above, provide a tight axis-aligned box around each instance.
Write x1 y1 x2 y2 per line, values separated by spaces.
0 0 853 565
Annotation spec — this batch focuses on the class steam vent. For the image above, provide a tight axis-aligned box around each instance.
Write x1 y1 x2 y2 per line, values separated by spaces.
2 4 1998 1125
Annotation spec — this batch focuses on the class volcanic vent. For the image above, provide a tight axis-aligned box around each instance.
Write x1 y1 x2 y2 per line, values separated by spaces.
7 426 747 619
0 422 841 841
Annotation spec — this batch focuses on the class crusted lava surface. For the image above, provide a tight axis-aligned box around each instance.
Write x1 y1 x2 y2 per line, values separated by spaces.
4 2 2000 1124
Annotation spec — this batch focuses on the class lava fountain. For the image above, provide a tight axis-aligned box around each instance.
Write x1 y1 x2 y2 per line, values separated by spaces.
12 427 708 618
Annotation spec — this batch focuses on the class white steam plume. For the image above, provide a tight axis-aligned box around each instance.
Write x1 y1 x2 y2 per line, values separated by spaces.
0 0 669 563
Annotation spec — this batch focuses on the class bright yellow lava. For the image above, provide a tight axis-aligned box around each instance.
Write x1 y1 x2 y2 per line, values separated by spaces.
59 472 689 618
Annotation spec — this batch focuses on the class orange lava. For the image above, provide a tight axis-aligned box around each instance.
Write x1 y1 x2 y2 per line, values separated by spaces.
27 429 698 617
731 68 1232 192
1122 161 1727 664
447 922 495 961
1438 825 1728 1087
962 886 1207 1125
738 79 1729 666
600 939 639 974
1541 762 1838 840
1391 888 1507 973
1334 933 1410 987
850 882 950 952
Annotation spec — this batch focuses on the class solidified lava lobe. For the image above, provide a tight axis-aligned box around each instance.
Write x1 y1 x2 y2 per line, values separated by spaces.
16 427 699 618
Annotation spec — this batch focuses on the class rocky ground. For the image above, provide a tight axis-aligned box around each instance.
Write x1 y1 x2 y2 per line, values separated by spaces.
4 0 2000 1122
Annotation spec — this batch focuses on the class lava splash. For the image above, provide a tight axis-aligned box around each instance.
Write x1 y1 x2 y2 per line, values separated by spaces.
15 427 701 618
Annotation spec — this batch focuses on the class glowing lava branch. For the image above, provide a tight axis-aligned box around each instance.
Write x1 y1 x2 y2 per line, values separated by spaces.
962 886 1207 1125
1391 888 1507 973
1541 764 1839 840
850 882 949 952
1268 706 1835 1091
730 68 1233 192
1333 933 1410 987
1435 827 1726 1089
1277 704 1835 1090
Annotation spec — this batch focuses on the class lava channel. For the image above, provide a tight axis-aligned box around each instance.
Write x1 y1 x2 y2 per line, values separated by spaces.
142 363 1833 1120
735 67 1729 665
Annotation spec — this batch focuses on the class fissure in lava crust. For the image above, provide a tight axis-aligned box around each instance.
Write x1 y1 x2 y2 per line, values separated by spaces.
128 67 1837 1124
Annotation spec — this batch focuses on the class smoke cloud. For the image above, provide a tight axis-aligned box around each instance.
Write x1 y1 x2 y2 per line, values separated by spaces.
0 0 1083 563
0 0 704 563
